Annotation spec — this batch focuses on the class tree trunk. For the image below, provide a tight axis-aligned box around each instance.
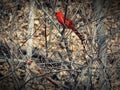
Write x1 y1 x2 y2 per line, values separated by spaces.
26 0 35 90
93 0 111 90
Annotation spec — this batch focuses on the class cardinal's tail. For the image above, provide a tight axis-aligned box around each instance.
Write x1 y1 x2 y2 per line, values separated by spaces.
72 29 85 42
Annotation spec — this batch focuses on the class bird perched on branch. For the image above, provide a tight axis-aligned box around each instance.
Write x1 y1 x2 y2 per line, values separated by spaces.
27 60 44 74
55 11 85 42
27 60 58 87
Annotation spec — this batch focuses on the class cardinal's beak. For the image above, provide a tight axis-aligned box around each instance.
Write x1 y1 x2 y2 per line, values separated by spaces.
27 60 33 65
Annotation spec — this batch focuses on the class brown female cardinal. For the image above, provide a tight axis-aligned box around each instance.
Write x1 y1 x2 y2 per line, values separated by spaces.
27 60 58 87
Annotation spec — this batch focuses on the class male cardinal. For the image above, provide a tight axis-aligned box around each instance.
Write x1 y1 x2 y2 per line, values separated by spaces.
27 60 58 87
55 11 85 42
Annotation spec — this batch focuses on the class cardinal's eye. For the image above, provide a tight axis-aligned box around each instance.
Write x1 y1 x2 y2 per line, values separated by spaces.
55 13 57 16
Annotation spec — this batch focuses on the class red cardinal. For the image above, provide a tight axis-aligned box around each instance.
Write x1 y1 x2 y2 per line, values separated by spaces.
55 11 85 42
